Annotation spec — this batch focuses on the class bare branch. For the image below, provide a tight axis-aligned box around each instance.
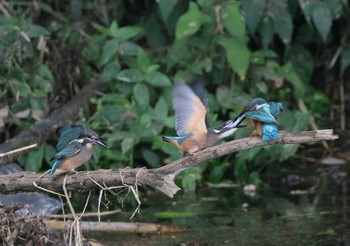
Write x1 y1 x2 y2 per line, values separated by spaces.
0 130 338 197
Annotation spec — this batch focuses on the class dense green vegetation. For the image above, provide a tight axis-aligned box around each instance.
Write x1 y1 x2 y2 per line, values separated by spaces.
0 0 348 190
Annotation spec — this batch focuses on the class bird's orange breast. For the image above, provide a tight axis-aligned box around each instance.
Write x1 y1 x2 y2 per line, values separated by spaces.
253 120 262 136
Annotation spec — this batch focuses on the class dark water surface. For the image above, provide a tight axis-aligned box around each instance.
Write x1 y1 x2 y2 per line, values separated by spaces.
85 164 350 246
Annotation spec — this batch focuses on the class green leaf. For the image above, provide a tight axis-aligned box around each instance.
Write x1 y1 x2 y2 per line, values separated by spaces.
242 0 267 32
141 148 160 167
249 171 262 184
25 147 44 172
218 37 250 80
102 62 120 82
209 163 227 183
137 50 151 72
121 137 134 154
118 41 141 56
234 159 249 182
116 68 143 83
26 24 50 37
259 16 274 49
113 26 142 42
175 2 210 40
155 211 197 219
268 0 293 44
221 2 246 42
109 20 119 36
100 40 119 66
158 0 178 25
133 83 149 105
278 62 305 98
153 96 168 122
145 71 171 87
312 1 332 41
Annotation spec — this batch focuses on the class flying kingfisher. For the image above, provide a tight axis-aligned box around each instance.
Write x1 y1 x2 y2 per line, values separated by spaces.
162 81 245 155
225 98 283 141
50 126 107 178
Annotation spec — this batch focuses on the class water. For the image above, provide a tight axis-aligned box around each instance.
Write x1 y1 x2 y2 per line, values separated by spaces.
84 164 350 245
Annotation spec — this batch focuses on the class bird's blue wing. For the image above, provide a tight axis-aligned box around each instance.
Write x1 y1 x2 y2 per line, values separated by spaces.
54 140 82 160
56 125 85 152
172 81 207 137
261 123 280 141
244 105 278 124
50 140 82 178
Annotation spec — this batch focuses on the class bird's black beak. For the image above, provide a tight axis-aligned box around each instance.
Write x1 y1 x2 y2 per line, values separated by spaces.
95 139 108 148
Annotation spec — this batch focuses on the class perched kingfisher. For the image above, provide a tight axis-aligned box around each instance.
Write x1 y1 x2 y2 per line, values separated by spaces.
50 126 107 178
260 102 283 141
230 98 283 141
162 81 245 155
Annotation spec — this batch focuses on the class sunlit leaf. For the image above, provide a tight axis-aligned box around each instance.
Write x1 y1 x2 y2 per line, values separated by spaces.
116 68 143 83
175 2 210 40
242 0 267 32
312 1 332 41
218 37 250 80
221 2 246 42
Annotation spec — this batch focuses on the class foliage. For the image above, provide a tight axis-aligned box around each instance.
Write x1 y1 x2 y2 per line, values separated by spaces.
0 0 348 189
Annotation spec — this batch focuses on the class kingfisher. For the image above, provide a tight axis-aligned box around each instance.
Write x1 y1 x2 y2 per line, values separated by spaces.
162 81 245 155
50 127 107 178
260 102 283 141
231 98 283 141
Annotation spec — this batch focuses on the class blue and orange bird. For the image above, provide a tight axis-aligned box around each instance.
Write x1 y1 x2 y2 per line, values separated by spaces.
235 98 283 141
162 81 245 155
50 126 107 178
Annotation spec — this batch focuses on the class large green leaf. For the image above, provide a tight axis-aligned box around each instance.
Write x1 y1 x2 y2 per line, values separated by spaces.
242 0 267 33
153 96 168 122
158 0 178 25
175 2 210 40
268 0 293 44
278 62 305 98
312 1 332 41
218 37 250 80
259 16 274 49
221 2 246 42
26 24 50 37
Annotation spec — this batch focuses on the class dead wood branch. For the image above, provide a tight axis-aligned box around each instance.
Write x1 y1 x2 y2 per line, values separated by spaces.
0 130 338 197
44 220 186 233
0 82 106 166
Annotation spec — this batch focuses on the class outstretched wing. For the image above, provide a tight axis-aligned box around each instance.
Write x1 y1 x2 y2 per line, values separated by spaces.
173 81 207 137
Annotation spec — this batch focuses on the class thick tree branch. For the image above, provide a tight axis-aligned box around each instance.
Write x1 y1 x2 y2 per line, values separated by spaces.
0 130 338 197
0 82 106 166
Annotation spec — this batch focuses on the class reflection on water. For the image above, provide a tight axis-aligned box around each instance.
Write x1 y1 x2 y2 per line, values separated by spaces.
85 164 350 246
